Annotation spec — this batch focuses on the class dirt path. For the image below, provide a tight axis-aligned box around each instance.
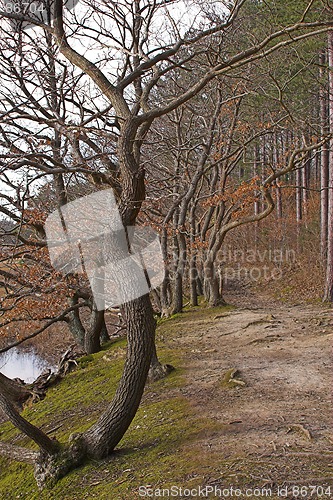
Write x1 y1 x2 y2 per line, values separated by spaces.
172 287 333 494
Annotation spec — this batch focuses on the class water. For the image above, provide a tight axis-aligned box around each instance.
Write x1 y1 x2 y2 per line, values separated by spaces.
0 348 51 383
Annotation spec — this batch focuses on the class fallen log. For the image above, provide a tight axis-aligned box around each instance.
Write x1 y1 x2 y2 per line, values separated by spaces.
28 345 82 401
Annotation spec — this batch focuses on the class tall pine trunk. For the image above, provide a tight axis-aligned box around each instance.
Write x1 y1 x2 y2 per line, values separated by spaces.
320 50 329 260
324 32 333 302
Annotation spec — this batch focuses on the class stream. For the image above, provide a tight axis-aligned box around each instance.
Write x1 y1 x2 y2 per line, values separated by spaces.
0 347 52 383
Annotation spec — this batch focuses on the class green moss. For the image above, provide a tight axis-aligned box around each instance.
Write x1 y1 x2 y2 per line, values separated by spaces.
77 354 94 368
0 303 249 499
0 377 214 498
220 368 246 389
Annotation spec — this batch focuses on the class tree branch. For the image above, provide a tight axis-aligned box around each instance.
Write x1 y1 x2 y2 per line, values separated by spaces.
0 302 88 354
138 24 333 123
0 441 38 465
53 0 130 120
0 11 53 32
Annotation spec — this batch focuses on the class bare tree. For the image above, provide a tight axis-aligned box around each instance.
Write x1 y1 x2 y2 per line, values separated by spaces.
0 33 113 354
0 0 332 487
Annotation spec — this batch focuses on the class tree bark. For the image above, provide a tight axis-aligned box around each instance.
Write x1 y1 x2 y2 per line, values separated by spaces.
0 442 38 465
171 271 183 315
148 343 174 382
320 50 329 260
28 294 157 488
204 259 225 307
160 228 172 316
324 31 333 302
190 262 198 307
100 318 110 344
190 204 198 306
275 183 283 219
170 210 185 315
196 270 203 297
0 391 59 455
296 167 303 224
81 294 156 458
302 146 310 226
0 372 31 408
67 295 85 348
274 134 283 220
84 306 103 354
295 165 303 252
254 145 260 218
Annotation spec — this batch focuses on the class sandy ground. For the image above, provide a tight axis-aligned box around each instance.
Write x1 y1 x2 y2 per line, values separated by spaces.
172 284 333 495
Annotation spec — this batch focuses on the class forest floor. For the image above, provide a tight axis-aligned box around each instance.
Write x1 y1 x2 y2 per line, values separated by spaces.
170 282 333 495
0 282 332 499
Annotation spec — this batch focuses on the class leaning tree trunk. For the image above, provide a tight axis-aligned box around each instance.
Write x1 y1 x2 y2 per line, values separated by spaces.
22 294 156 488
79 294 156 458
0 390 59 457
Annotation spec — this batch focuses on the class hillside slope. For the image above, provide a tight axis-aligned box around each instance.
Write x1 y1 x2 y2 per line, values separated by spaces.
0 297 332 499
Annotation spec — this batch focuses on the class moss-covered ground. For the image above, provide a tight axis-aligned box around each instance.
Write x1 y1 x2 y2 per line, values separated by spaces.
1 301 331 499
0 305 232 499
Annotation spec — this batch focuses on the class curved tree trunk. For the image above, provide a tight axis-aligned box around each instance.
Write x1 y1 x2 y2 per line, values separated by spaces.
81 294 155 458
10 294 158 488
